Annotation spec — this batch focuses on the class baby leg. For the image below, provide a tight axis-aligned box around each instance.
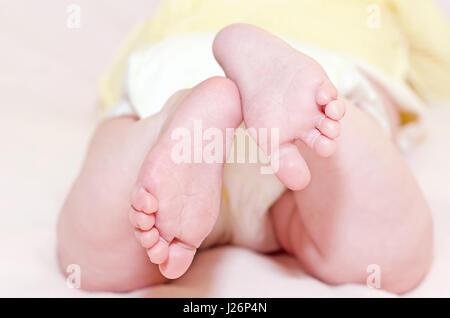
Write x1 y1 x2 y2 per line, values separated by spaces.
57 77 240 291
130 77 242 279
57 114 167 292
213 24 346 191
271 101 433 294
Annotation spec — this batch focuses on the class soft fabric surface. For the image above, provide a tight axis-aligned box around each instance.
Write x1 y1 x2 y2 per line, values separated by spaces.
1 0 449 297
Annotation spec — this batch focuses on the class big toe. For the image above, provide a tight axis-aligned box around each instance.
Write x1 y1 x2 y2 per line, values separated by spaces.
271 143 311 191
131 187 158 214
159 241 197 279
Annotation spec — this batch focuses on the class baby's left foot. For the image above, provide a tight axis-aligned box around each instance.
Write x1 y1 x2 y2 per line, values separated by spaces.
213 24 346 190
129 77 242 279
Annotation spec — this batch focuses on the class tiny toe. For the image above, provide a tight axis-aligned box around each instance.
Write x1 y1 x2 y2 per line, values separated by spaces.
131 187 158 214
128 209 155 230
325 100 346 121
271 143 311 191
147 239 169 264
159 241 197 279
135 228 159 249
316 117 340 139
316 80 338 106
314 135 337 158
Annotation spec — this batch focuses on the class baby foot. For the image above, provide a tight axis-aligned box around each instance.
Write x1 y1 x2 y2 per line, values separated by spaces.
129 77 241 279
213 24 346 190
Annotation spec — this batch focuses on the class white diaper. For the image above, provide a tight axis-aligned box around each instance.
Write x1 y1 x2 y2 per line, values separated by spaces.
108 33 426 252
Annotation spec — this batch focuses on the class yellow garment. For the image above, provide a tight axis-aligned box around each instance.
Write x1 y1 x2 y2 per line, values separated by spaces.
99 0 450 113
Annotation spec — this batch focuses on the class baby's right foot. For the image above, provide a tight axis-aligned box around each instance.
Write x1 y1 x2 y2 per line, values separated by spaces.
213 24 346 190
129 77 241 279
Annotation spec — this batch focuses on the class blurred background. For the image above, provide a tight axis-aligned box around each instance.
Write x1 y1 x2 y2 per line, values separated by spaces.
0 0 449 297
0 0 160 234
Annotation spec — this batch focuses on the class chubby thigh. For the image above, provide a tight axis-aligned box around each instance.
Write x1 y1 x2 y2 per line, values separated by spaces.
57 114 168 291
